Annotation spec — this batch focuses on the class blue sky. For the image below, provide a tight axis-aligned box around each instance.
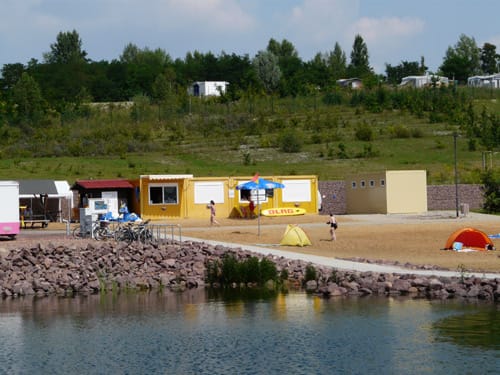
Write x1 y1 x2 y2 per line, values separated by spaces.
1 0 499 75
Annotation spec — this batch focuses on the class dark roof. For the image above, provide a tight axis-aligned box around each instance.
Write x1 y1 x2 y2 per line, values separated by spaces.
72 179 134 190
19 180 59 195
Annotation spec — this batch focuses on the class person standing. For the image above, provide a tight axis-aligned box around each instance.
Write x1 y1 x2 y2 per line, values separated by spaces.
209 200 219 226
327 213 337 241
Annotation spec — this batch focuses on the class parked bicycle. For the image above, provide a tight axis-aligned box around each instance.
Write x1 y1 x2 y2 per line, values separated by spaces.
93 220 116 241
114 220 153 244
72 221 100 239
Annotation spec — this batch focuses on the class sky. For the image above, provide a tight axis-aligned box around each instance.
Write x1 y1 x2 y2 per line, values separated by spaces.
1 0 499 75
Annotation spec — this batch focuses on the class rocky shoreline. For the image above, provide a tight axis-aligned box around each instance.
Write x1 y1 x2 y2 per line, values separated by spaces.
0 240 499 302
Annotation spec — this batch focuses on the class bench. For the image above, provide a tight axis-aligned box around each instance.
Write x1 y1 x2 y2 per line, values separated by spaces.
21 215 50 229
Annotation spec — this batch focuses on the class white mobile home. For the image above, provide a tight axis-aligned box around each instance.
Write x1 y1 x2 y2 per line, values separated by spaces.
467 74 500 88
188 81 229 97
400 75 449 88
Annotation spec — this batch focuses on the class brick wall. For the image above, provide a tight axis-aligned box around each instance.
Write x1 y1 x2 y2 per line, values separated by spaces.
318 181 484 215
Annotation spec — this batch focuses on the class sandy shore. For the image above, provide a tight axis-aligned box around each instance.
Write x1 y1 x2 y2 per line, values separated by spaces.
11 211 500 273
176 211 500 273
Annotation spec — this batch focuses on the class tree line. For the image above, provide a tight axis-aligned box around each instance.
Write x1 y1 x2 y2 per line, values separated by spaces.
0 30 499 125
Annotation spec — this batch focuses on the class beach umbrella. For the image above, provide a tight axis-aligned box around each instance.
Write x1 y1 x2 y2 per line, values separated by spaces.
236 174 285 235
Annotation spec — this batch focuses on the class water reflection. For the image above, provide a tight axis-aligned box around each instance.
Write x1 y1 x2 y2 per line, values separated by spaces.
432 306 500 350
0 292 498 374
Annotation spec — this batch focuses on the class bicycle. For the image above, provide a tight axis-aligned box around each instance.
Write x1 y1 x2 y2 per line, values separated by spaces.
72 221 100 239
93 220 116 241
114 220 152 244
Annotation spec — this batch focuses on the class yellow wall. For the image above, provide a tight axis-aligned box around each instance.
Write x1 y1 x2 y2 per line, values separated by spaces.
386 170 427 214
185 177 232 219
139 176 191 220
138 175 319 220
346 172 387 214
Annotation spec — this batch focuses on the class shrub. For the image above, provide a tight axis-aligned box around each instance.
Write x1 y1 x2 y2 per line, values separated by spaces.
278 130 302 153
389 124 411 138
304 264 317 282
354 123 373 141
206 253 279 287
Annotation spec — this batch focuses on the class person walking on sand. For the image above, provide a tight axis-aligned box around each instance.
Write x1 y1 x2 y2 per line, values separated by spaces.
327 213 337 241
209 200 219 226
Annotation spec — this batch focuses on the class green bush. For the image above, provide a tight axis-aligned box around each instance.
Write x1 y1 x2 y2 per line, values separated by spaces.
206 253 279 287
355 123 373 141
278 130 302 153
389 124 411 138
305 264 317 282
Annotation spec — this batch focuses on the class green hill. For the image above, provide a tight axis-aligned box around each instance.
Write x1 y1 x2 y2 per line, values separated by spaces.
1 86 498 184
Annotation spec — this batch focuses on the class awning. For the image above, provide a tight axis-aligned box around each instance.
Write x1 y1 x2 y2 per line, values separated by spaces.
141 174 193 180
72 179 134 189
19 180 58 195
19 180 72 198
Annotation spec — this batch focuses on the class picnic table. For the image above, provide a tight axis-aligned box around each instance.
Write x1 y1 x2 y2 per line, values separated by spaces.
21 214 50 229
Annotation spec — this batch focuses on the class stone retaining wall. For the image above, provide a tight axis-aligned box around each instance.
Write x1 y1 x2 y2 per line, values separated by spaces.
318 181 484 215
1 241 498 302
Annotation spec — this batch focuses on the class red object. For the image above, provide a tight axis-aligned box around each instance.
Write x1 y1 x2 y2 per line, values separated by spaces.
75 179 134 189
444 227 494 251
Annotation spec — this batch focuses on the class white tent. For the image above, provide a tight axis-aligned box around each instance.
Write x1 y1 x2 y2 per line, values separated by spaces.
19 180 73 222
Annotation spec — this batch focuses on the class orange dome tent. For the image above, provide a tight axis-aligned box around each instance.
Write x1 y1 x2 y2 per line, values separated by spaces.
444 227 494 251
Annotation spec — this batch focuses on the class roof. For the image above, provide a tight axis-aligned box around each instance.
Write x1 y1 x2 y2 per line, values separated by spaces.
19 180 59 195
72 179 134 189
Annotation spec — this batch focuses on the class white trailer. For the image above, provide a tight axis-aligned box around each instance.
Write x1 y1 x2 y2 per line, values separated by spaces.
0 181 20 239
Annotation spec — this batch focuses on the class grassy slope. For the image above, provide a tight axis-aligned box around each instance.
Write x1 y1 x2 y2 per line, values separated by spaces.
0 95 497 183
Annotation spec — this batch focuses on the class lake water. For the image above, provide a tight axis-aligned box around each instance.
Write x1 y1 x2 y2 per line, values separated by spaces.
0 290 498 375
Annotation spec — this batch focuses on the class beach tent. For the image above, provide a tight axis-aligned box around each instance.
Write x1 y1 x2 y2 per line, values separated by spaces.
444 227 494 251
280 224 312 247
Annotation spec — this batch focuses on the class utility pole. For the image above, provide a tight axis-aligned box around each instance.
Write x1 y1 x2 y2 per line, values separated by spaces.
454 132 459 218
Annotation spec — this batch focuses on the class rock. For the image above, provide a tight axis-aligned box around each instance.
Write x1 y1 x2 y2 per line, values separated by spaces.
305 280 317 291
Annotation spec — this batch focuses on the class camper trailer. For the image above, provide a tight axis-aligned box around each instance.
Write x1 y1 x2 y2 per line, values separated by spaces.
400 75 449 88
0 181 20 239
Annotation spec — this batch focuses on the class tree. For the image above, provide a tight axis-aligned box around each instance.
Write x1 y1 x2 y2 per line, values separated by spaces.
481 170 500 213
327 42 347 82
385 60 424 85
0 63 25 91
480 43 499 74
119 43 172 97
43 30 87 64
11 72 45 124
252 50 281 95
266 38 302 96
347 34 372 78
439 34 480 83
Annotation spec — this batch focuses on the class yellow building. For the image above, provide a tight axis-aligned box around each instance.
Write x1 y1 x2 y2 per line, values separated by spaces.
137 174 319 220
346 170 427 214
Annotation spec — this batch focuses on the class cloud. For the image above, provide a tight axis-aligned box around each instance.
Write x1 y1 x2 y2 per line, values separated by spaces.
347 16 425 72
285 0 359 54
350 16 425 46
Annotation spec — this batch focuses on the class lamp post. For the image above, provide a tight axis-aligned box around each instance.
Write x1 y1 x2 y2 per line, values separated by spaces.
453 132 459 218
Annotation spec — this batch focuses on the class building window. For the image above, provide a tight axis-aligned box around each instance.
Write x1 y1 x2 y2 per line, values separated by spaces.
149 184 178 204
351 181 357 189
369 180 375 187
360 180 366 188
380 179 385 187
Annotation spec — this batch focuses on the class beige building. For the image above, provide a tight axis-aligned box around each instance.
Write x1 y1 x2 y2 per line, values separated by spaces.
346 170 427 214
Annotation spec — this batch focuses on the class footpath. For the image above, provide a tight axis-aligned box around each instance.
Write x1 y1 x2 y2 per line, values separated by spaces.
182 235 500 280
